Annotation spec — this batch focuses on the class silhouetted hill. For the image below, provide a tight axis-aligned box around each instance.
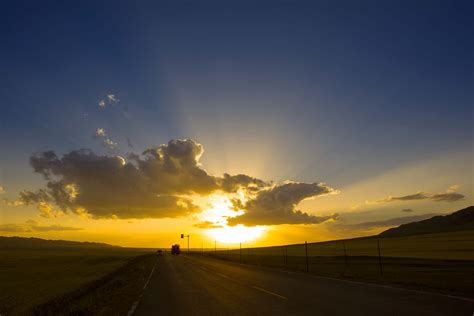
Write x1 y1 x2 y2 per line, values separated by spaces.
0 236 118 249
379 206 474 238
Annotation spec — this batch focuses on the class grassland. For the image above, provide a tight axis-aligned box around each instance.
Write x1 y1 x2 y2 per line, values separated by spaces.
0 248 154 315
204 230 474 297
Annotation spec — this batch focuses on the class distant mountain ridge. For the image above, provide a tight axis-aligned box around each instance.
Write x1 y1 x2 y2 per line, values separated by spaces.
379 206 474 238
0 236 118 249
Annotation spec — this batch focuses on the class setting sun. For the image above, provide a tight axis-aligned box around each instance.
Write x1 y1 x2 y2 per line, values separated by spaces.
198 194 267 243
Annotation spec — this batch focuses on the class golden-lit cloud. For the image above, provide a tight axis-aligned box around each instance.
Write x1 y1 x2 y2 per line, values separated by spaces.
369 185 465 204
0 220 82 232
15 139 338 228
0 185 5 194
228 182 339 226
194 221 224 229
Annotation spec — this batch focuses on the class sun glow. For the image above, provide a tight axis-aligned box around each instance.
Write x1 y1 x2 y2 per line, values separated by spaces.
199 194 267 244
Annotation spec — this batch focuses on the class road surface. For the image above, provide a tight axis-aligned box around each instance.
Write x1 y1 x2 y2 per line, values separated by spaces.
134 254 473 315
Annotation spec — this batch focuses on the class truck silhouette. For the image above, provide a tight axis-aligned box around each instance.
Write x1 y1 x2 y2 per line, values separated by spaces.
171 244 180 255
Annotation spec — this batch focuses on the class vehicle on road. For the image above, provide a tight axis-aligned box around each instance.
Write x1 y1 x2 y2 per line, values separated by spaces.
171 244 180 255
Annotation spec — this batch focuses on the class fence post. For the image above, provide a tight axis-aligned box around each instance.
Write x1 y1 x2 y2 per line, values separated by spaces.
285 246 288 266
282 246 285 266
240 243 242 263
305 241 309 272
343 240 348 268
377 239 383 276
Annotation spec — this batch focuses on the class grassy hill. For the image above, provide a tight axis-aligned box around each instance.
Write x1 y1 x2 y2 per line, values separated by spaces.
379 206 474 238
0 236 118 249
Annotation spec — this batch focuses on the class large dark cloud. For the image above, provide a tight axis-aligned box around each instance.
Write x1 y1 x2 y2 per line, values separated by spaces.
228 182 338 226
19 139 270 219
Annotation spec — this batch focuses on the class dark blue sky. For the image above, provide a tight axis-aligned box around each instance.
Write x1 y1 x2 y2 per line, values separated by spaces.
1 0 472 194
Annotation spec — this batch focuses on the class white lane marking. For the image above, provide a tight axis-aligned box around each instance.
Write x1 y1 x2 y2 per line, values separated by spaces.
127 301 140 316
143 259 158 290
285 271 474 303
252 286 287 300
200 256 474 303
216 272 232 280
127 258 159 316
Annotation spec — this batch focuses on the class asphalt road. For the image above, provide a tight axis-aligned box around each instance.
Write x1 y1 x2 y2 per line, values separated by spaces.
134 254 473 315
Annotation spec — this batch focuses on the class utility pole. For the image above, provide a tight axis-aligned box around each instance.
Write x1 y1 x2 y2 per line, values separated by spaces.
181 234 190 253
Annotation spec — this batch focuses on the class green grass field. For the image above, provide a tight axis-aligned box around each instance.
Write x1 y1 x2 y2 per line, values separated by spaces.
205 230 474 297
0 248 153 315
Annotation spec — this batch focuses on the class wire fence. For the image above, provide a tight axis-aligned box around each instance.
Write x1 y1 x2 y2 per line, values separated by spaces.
188 231 474 294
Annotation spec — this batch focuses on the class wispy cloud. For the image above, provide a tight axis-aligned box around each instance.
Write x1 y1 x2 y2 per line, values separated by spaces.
331 213 440 232
127 138 134 149
194 221 224 229
98 94 119 109
102 138 118 150
0 220 82 232
0 185 5 194
107 94 119 104
401 208 414 212
368 186 464 204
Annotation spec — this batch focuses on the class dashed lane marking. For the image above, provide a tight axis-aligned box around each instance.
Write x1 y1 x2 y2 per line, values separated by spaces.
252 286 287 300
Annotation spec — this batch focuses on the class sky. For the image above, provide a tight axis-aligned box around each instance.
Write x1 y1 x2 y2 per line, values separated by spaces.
0 0 472 248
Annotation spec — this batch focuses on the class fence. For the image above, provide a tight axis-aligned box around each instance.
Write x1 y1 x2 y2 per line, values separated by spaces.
188 231 474 294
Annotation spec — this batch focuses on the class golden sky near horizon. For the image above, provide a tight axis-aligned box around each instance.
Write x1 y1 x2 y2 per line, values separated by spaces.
1 140 472 248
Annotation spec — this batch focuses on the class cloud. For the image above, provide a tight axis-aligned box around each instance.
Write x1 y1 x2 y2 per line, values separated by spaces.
0 185 5 194
228 182 339 226
0 220 82 232
98 100 106 108
127 138 134 149
194 221 224 229
19 139 276 219
102 138 118 150
375 192 430 203
430 192 465 202
219 173 269 193
401 208 414 212
370 186 465 204
107 94 119 104
1 198 24 206
17 139 338 225
38 202 66 218
332 213 440 232
95 128 106 137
